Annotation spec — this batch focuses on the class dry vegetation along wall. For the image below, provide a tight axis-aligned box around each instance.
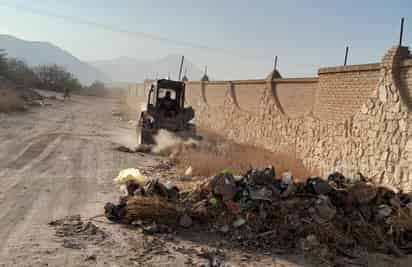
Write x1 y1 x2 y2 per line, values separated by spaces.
127 46 412 191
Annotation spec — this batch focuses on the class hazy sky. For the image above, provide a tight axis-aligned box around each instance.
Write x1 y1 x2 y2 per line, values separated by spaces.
0 0 411 80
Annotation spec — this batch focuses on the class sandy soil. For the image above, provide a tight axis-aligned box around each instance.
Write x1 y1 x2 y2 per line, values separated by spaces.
0 94 161 266
0 93 409 267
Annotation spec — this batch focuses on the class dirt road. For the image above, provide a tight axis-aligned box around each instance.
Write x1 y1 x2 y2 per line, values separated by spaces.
0 94 161 266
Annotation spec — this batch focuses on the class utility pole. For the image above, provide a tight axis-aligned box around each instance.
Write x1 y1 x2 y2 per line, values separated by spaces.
344 46 349 66
399 17 405 47
178 55 185 81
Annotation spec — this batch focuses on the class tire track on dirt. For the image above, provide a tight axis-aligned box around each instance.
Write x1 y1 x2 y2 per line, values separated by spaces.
65 138 91 214
0 135 64 197
0 176 52 254
0 102 81 174
0 108 77 175
0 134 56 170
0 137 87 263
0 135 66 254
6 134 61 170
44 137 92 218
0 99 102 262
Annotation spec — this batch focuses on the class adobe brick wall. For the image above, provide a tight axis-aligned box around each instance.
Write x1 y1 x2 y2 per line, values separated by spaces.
203 82 228 107
126 45 412 191
400 59 412 108
272 78 318 118
232 80 266 114
185 81 203 106
314 64 381 120
128 83 145 97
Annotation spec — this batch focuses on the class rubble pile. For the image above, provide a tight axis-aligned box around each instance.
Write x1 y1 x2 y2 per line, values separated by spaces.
105 167 412 263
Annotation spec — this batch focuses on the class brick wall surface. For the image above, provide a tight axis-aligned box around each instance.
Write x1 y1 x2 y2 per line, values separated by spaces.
203 82 227 107
128 81 152 99
185 82 202 107
314 65 380 120
232 81 266 114
400 59 412 108
126 46 412 192
273 78 318 118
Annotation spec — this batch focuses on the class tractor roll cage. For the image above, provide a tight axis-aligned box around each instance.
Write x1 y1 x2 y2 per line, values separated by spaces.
146 79 185 111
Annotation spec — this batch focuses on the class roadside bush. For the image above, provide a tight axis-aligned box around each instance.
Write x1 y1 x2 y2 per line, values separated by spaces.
79 80 106 96
4 58 39 87
0 48 83 93
33 64 82 93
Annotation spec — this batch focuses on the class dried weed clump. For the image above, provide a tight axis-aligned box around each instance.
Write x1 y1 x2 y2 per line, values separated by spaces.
172 129 317 179
0 87 26 113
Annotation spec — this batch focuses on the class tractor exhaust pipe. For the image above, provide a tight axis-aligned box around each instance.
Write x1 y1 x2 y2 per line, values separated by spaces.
178 56 185 81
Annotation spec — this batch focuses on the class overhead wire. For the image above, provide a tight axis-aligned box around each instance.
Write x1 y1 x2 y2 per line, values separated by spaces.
0 2 268 62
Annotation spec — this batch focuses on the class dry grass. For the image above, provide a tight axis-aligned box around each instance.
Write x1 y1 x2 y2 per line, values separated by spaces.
125 196 179 224
0 87 26 113
173 128 318 181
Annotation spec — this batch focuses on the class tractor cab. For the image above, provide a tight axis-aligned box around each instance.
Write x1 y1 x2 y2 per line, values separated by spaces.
138 79 195 144
146 79 185 118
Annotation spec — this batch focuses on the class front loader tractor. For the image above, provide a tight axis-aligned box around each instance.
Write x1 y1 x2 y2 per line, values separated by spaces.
137 79 196 145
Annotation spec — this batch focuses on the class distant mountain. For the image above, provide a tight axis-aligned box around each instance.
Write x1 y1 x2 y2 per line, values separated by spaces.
89 55 204 83
0 34 109 85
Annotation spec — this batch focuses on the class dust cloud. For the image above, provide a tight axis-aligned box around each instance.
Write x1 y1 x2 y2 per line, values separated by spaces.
111 128 139 151
151 129 197 154
110 127 196 154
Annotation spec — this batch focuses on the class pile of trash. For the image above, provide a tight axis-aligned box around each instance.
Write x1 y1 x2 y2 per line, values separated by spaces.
105 168 180 225
105 167 412 264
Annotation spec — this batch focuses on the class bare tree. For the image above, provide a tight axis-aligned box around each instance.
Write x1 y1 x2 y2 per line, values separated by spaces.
33 64 82 92
5 58 38 87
